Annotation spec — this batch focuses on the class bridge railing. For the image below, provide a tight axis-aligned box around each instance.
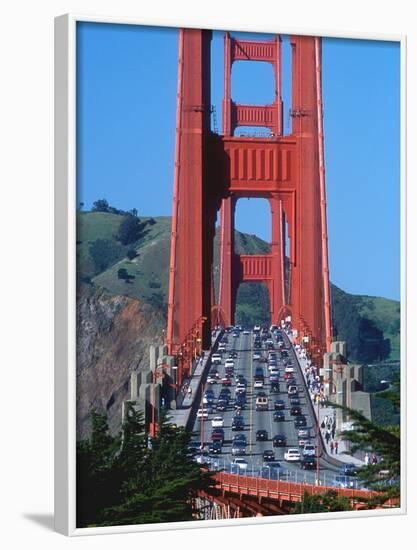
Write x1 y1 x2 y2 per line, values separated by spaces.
210 471 396 508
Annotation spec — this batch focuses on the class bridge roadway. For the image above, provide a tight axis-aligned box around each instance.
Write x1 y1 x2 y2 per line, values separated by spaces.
191 329 343 486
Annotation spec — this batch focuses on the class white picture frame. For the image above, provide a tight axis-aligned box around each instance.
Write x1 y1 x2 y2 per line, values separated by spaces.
54 13 407 536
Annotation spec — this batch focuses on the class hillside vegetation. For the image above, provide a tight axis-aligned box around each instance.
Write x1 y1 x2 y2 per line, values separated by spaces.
77 211 400 363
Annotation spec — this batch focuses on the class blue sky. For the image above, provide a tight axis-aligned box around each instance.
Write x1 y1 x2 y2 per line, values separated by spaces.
76 23 400 301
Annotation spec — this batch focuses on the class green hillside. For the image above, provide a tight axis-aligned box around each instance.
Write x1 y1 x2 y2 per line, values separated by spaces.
77 211 400 363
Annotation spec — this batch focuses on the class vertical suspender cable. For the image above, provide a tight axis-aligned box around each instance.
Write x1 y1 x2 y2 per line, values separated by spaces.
314 37 332 352
167 29 184 354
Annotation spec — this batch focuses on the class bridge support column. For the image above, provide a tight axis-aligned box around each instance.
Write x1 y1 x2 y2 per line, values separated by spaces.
218 196 236 327
269 194 286 325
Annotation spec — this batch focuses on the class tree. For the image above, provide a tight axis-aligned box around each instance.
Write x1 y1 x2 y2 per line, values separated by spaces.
76 410 119 527
292 490 352 514
97 410 213 526
117 214 147 245
330 397 400 506
92 199 110 212
118 268 129 280
89 239 120 274
126 249 137 261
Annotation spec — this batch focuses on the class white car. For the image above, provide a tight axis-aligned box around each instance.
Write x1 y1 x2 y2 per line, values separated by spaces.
253 352 261 360
195 453 211 465
243 329 250 335
225 359 235 368
302 444 316 457
285 365 294 373
232 458 248 470
269 366 279 375
211 416 224 428
197 409 208 419
284 448 301 462
212 354 222 365
254 380 264 389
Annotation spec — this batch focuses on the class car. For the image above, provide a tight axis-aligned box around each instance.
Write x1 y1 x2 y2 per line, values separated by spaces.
225 359 235 368
254 379 264 389
287 385 298 396
272 434 287 447
274 399 285 410
209 441 222 454
256 396 268 411
187 441 202 454
225 366 234 375
236 385 246 395
290 405 302 416
211 416 224 428
194 451 211 465
253 352 261 360
261 462 284 480
300 456 316 470
273 410 285 422
232 458 248 470
269 374 279 383
284 448 301 462
232 433 247 444
243 329 250 335
207 373 217 384
203 394 215 404
234 396 246 410
334 475 359 489
221 377 232 386
232 416 245 430
289 397 301 406
263 450 275 462
340 463 358 476
232 331 240 337
298 436 310 447
229 351 238 359
219 387 231 397
253 325 261 332
284 372 295 381
302 444 316 457
216 400 228 412
211 354 222 365
211 428 225 442
294 415 307 428
270 383 280 394
196 408 208 419
231 440 247 456
256 429 268 441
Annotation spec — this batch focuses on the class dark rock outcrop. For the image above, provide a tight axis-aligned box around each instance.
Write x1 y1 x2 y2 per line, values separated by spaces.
76 285 164 439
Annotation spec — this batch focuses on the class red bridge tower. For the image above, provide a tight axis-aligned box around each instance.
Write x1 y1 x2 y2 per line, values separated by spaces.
167 29 331 367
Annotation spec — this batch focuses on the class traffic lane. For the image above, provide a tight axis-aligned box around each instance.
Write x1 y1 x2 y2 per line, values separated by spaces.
204 334 251 462
281 334 340 474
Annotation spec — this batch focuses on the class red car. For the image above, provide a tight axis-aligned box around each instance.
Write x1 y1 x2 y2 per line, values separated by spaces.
221 377 232 386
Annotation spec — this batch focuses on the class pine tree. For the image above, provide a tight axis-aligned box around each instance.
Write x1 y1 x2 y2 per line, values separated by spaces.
76 409 119 527
292 490 352 514
329 391 400 506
